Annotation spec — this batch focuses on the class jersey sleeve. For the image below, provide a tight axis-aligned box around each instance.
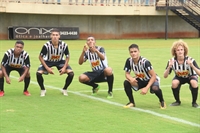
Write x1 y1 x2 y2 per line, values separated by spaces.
144 60 153 71
99 47 105 54
124 58 131 72
24 55 31 68
193 60 200 69
83 52 88 62
64 44 70 58
1 53 8 66
40 45 47 57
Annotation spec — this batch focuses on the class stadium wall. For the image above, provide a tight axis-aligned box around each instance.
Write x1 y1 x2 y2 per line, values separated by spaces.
0 2 199 39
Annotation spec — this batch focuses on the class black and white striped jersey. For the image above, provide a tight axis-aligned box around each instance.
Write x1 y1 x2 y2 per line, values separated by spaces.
1 48 30 68
166 56 199 78
40 40 69 62
124 56 153 81
84 46 108 71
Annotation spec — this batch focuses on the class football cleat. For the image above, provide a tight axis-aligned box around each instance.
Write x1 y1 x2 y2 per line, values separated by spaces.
23 91 31 96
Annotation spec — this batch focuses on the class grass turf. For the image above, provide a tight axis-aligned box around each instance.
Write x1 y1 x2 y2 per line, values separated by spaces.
0 39 199 133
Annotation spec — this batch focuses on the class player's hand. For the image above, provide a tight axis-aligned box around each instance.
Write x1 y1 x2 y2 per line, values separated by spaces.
140 87 148 95
18 76 25 82
168 59 174 68
47 67 54 74
59 68 66 75
5 77 11 84
89 43 97 52
129 77 138 86
186 57 193 66
83 43 88 52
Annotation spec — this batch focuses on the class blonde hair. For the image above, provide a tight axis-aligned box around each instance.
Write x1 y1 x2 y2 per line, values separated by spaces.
171 39 189 57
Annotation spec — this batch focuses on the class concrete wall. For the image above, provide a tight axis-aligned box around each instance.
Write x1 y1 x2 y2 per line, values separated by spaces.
0 2 199 39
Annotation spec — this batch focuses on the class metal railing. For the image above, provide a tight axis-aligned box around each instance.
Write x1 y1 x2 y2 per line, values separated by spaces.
0 0 157 6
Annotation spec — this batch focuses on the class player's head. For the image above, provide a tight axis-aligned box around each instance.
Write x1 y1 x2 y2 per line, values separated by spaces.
86 36 96 48
14 40 24 54
129 44 139 51
171 39 188 57
129 44 140 59
51 28 60 43
15 40 24 46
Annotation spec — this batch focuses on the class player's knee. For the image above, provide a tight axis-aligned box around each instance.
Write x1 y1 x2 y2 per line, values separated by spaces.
78 75 84 83
190 80 198 88
124 80 131 88
151 86 159 91
36 72 42 77
172 80 179 88
68 72 74 78
79 74 89 83
26 72 30 77
172 84 179 88
104 67 113 75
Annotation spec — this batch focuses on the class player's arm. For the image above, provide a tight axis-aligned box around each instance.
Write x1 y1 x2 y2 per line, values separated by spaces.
59 56 69 75
39 55 49 70
125 71 138 86
95 47 105 60
59 46 70 75
188 59 200 76
1 65 10 84
124 58 138 86
38 46 49 70
140 69 156 95
63 56 69 70
79 44 87 65
62 45 70 70
164 60 173 78
140 61 156 95
1 54 10 84
38 46 54 74
19 55 30 82
146 69 156 89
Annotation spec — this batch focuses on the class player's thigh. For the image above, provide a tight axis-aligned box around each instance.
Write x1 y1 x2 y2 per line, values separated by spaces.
94 72 107 83
37 62 52 74
79 73 90 82
190 76 198 88
82 71 102 82
37 65 46 74
65 65 73 73
172 78 180 88
17 67 30 77
55 60 73 73
17 68 25 76
5 66 13 76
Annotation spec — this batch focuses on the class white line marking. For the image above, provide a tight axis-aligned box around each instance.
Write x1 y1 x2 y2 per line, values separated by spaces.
69 84 200 93
10 76 200 128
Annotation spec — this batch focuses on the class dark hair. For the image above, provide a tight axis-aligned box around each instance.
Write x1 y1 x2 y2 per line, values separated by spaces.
15 40 24 45
129 44 139 50
51 28 60 34
87 36 95 41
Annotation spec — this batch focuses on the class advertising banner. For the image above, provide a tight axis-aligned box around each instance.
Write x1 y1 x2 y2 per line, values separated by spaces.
9 27 79 40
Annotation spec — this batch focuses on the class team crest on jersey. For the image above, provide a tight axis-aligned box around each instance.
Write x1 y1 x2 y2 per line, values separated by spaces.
10 64 22 68
51 55 60 60
91 60 100 68
135 73 145 79
176 70 189 77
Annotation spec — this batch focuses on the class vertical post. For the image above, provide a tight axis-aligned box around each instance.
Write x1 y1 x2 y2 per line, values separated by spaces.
165 0 169 40
199 30 200 38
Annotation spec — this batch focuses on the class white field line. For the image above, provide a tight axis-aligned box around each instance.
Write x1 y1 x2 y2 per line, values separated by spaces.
10 75 200 128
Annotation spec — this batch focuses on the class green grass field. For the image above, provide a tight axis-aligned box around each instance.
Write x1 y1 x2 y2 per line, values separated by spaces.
0 39 200 133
